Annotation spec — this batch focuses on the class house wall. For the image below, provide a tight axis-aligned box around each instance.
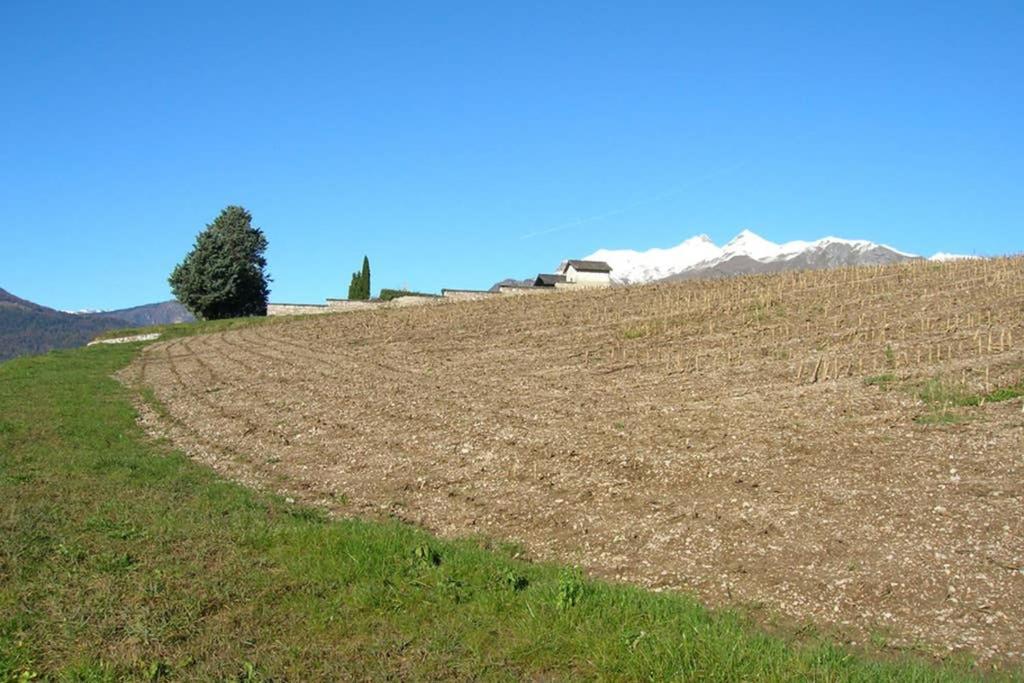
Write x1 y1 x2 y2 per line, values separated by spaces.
564 266 612 287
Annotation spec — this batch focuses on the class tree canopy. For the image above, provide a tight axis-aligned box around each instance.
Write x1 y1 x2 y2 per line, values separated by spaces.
169 206 270 320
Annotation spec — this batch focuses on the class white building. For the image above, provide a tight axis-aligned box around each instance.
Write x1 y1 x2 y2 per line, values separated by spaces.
555 259 613 288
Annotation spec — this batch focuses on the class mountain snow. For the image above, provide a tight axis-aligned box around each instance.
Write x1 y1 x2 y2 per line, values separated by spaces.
584 229 968 283
929 252 979 262
585 234 722 283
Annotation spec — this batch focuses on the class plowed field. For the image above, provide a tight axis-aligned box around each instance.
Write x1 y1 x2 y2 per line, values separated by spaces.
124 257 1024 663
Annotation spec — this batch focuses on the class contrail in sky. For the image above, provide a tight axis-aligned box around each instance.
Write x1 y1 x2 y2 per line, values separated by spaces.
519 160 747 240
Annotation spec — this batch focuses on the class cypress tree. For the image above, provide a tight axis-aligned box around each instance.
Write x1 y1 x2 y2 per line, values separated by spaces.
348 271 361 300
346 256 371 300
360 256 371 299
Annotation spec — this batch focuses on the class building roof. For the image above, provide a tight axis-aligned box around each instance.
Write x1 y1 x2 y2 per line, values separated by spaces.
562 259 612 274
534 273 567 287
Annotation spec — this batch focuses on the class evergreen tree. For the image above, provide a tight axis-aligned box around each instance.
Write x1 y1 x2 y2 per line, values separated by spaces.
346 256 371 300
360 255 371 299
348 270 362 300
169 206 270 320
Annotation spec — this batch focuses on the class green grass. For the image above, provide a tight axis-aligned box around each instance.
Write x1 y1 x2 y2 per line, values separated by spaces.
865 374 1024 426
917 379 983 408
865 373 898 389
986 386 1024 402
914 410 969 425
0 341 1017 680
912 377 1024 425
918 377 1024 408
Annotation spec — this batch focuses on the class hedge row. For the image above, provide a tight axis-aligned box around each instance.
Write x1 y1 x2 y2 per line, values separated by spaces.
378 289 439 302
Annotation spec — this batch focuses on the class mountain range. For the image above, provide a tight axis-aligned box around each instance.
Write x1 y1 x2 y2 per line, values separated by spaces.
0 288 194 362
584 230 974 283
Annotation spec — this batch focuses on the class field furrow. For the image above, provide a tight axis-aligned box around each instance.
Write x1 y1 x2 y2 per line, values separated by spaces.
128 257 1024 664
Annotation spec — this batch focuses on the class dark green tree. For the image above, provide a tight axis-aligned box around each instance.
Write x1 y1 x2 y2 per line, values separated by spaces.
347 255 371 300
169 206 270 320
348 270 362 300
360 255 371 299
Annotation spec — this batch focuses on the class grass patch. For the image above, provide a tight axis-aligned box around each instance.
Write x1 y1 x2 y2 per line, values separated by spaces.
918 377 1024 408
865 373 897 388
622 327 647 340
917 379 982 408
915 379 977 425
915 411 969 425
914 377 1024 425
0 337 1014 680
985 385 1024 403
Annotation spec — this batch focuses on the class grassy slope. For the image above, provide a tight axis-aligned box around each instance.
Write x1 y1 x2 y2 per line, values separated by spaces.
0 334 1013 680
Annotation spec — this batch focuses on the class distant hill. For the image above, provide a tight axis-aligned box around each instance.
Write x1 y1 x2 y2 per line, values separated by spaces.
0 288 127 361
0 289 195 362
85 300 194 327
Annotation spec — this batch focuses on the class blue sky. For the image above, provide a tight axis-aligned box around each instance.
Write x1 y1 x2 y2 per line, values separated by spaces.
1 2 1021 310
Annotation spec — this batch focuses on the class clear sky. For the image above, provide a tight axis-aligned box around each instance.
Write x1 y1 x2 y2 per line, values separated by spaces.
2 2 1021 310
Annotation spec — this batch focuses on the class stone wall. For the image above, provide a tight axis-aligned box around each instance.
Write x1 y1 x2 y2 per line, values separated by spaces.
442 289 499 301
498 285 552 295
270 296 443 316
325 299 382 312
267 303 331 316
270 284 569 316
388 295 443 307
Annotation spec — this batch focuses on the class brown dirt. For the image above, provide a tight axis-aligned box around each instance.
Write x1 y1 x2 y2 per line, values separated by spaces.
122 258 1024 664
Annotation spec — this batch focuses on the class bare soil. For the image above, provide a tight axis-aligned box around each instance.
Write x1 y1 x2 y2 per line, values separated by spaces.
123 258 1024 664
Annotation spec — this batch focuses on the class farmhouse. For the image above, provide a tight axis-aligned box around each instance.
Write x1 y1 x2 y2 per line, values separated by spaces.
556 259 612 288
533 273 567 287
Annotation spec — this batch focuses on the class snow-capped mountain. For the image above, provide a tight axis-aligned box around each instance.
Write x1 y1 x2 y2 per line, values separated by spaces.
585 230 972 284
929 252 980 262
583 234 722 283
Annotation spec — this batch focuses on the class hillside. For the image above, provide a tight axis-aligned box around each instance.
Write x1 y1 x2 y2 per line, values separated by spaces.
0 288 129 361
3 324 988 680
126 256 1024 666
0 289 194 362
87 300 194 327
